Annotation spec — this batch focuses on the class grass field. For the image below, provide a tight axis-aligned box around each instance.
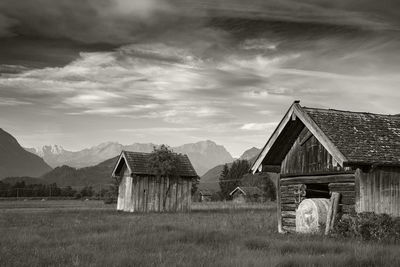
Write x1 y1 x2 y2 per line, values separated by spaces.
1 200 400 267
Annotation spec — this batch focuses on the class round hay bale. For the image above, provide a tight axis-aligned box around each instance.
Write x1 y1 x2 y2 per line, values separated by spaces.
296 198 330 233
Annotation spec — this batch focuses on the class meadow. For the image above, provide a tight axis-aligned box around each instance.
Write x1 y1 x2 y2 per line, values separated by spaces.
1 200 400 267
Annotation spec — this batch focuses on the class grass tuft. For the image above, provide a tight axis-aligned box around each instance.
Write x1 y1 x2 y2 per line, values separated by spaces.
278 241 347 255
245 239 271 250
178 229 233 247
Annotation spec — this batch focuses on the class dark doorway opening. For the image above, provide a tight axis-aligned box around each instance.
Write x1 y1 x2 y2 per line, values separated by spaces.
305 183 330 198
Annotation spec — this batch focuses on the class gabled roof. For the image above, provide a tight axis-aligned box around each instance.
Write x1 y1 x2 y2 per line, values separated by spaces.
112 151 197 177
251 101 400 173
305 108 400 165
229 186 264 196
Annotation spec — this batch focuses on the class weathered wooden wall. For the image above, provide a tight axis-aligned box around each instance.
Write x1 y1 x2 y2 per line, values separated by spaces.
232 192 246 203
329 182 355 214
117 174 192 213
117 165 130 211
356 167 400 217
278 173 356 232
281 128 349 176
275 128 359 232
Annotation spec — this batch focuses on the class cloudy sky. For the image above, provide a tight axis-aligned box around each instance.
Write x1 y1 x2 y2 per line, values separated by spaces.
1 0 400 157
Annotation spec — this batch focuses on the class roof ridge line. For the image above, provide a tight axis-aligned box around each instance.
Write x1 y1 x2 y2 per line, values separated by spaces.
303 106 398 117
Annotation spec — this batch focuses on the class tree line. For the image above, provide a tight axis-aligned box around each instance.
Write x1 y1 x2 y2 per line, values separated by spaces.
0 181 100 198
218 159 276 201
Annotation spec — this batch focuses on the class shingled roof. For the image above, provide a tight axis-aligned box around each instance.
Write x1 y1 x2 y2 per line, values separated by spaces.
251 101 400 173
112 151 197 177
304 108 400 165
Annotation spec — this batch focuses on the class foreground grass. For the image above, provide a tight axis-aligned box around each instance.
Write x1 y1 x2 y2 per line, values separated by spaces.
0 201 399 267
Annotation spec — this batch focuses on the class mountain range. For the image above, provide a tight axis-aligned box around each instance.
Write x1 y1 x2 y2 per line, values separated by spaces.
41 157 119 187
0 127 263 191
25 143 153 170
37 146 261 189
25 140 234 176
0 128 52 179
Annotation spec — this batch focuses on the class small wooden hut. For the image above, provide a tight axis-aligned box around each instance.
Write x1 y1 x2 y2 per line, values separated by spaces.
251 101 400 233
193 189 213 202
230 186 264 203
112 151 197 212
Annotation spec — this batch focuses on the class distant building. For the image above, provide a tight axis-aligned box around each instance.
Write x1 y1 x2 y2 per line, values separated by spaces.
112 151 197 212
229 186 265 203
251 101 400 233
193 189 213 202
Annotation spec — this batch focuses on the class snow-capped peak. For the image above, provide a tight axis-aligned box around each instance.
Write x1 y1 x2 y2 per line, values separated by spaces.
33 145 66 157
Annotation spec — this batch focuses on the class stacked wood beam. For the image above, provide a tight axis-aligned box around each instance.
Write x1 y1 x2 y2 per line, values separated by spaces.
329 182 355 214
280 184 306 232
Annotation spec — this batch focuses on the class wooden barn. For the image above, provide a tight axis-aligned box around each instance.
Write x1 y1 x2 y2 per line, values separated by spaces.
251 101 400 233
112 151 197 212
230 186 264 203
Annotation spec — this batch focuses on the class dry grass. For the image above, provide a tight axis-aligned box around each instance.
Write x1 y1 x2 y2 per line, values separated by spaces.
0 200 399 267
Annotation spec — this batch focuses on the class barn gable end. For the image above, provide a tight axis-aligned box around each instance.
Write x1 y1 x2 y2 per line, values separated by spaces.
281 127 350 177
251 101 347 174
112 152 132 177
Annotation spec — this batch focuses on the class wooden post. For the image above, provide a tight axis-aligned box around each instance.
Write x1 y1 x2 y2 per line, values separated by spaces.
325 192 340 235
277 176 284 233
188 179 192 212
159 176 164 212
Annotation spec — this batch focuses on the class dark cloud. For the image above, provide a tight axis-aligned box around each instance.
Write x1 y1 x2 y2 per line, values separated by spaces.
0 0 177 43
1 0 399 44
1 0 400 155
1 0 399 70
0 36 115 70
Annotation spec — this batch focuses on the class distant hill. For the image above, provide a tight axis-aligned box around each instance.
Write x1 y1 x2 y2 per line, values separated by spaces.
0 128 52 179
239 147 261 161
198 146 266 193
198 163 233 192
1 176 47 185
41 156 119 187
173 140 234 176
27 140 233 176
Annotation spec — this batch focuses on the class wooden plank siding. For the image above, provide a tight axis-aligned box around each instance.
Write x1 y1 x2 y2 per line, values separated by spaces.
124 176 132 212
116 176 124 211
281 128 350 176
356 167 400 217
187 180 192 212
329 182 356 214
117 174 192 213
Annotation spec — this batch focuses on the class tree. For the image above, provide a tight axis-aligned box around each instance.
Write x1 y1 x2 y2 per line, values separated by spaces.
61 186 76 197
147 145 180 178
191 175 200 195
80 186 94 197
219 160 251 200
240 172 277 201
147 145 181 209
110 175 120 200
219 164 230 199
